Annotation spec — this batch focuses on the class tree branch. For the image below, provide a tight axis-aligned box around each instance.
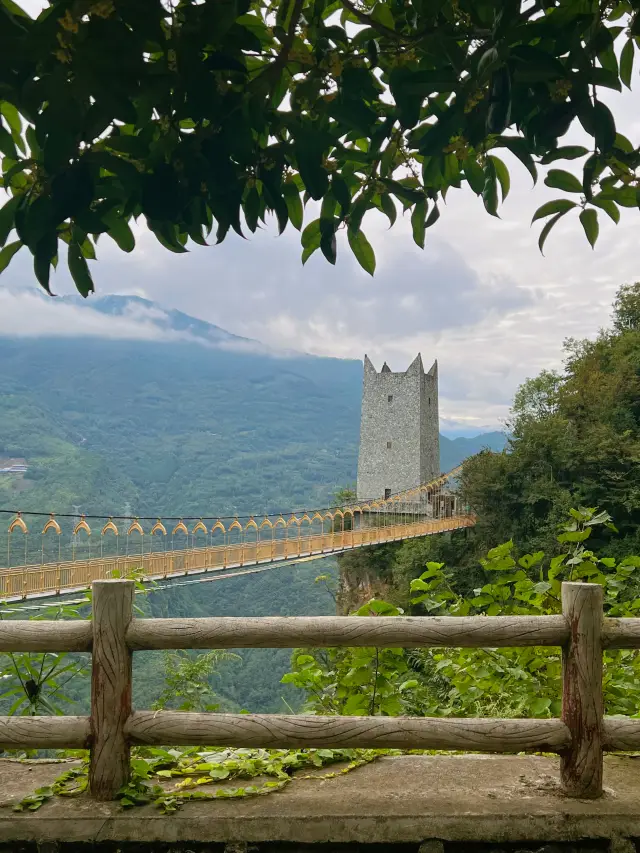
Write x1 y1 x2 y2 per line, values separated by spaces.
272 0 306 75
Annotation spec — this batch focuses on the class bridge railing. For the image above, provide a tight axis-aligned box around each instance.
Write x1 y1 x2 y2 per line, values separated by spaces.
1 579 638 801
0 512 476 600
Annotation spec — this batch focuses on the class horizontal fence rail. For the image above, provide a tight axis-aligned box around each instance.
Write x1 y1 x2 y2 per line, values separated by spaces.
125 711 573 752
1 580 640 801
126 614 571 650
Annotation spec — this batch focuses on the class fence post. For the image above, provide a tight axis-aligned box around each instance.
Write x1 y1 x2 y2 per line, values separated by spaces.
89 579 134 800
560 581 603 798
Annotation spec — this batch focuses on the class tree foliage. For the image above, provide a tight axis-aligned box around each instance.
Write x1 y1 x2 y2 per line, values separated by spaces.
286 507 640 720
613 280 640 332
405 506 640 719
460 282 640 558
2 0 640 293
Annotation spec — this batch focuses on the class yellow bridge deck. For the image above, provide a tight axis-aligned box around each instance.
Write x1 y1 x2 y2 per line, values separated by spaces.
0 514 475 601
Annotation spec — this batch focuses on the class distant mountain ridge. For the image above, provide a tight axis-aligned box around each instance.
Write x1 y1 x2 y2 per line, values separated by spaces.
1 293 506 519
60 293 284 353
60 293 506 440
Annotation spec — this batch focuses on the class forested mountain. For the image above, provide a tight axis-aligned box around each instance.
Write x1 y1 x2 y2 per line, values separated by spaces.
0 295 506 710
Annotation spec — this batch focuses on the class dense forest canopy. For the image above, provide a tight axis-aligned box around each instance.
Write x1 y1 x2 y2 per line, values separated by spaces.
461 281 640 560
2 0 640 294
336 282 640 613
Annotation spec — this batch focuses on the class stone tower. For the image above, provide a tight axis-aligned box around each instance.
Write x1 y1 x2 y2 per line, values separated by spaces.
356 354 439 501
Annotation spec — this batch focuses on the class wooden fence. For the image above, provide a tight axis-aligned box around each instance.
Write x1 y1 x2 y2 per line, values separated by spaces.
1 579 640 802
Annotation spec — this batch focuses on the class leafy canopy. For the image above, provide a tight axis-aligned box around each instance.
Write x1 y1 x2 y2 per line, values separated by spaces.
1 0 640 294
459 282 640 559
287 507 640 721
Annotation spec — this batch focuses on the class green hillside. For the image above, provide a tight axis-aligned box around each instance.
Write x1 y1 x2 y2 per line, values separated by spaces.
0 303 506 710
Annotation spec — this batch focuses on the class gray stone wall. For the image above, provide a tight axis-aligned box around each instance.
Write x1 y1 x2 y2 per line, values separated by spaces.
356 354 440 502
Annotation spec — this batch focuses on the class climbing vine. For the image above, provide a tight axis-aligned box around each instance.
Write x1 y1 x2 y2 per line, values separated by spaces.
14 746 384 814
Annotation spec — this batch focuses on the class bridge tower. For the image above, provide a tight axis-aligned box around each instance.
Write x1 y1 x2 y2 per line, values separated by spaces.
356 354 439 501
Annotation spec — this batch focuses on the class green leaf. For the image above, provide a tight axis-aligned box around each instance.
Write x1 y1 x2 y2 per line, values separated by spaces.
0 125 17 159
342 693 367 715
411 200 426 248
482 160 499 217
33 233 57 294
581 153 603 202
558 528 592 543
0 238 22 272
463 156 484 195
426 204 440 228
530 697 551 716
0 193 20 247
614 132 634 153
295 139 330 201
379 193 396 228
347 228 376 275
532 199 577 223
301 218 321 261
538 209 570 254
148 220 189 254
488 155 510 201
0 102 24 153
540 146 589 164
331 175 351 215
591 196 620 223
544 169 582 193
487 67 511 134
371 2 394 30
580 100 617 152
594 101 617 152
579 208 599 249
67 242 95 298
620 39 635 89
319 218 336 265
1 0 32 18
104 212 135 253
477 47 500 78
494 136 537 185
282 182 303 231
243 186 261 233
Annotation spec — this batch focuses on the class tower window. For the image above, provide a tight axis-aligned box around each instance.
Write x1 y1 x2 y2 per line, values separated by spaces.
387 441 392 449
388 394 393 403
384 488 391 499
428 397 431 405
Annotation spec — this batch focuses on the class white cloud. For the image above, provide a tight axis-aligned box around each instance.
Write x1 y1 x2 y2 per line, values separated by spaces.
3 53 640 431
0 289 182 341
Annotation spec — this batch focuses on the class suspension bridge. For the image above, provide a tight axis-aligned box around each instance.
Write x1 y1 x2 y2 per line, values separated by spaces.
0 468 474 601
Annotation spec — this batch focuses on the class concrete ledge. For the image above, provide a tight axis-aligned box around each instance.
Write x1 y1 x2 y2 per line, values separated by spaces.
1 755 640 845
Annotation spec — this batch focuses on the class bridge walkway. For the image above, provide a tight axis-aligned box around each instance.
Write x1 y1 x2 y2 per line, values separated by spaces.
0 514 475 601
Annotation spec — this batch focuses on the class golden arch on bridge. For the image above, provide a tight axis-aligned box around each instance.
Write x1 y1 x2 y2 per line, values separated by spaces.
0 467 474 600
151 521 167 537
102 519 119 537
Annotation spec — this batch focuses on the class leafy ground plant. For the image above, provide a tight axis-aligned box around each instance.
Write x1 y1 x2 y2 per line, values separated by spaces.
14 746 383 814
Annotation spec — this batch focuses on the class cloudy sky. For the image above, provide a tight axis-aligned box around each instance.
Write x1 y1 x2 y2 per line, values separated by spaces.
3 2 640 433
